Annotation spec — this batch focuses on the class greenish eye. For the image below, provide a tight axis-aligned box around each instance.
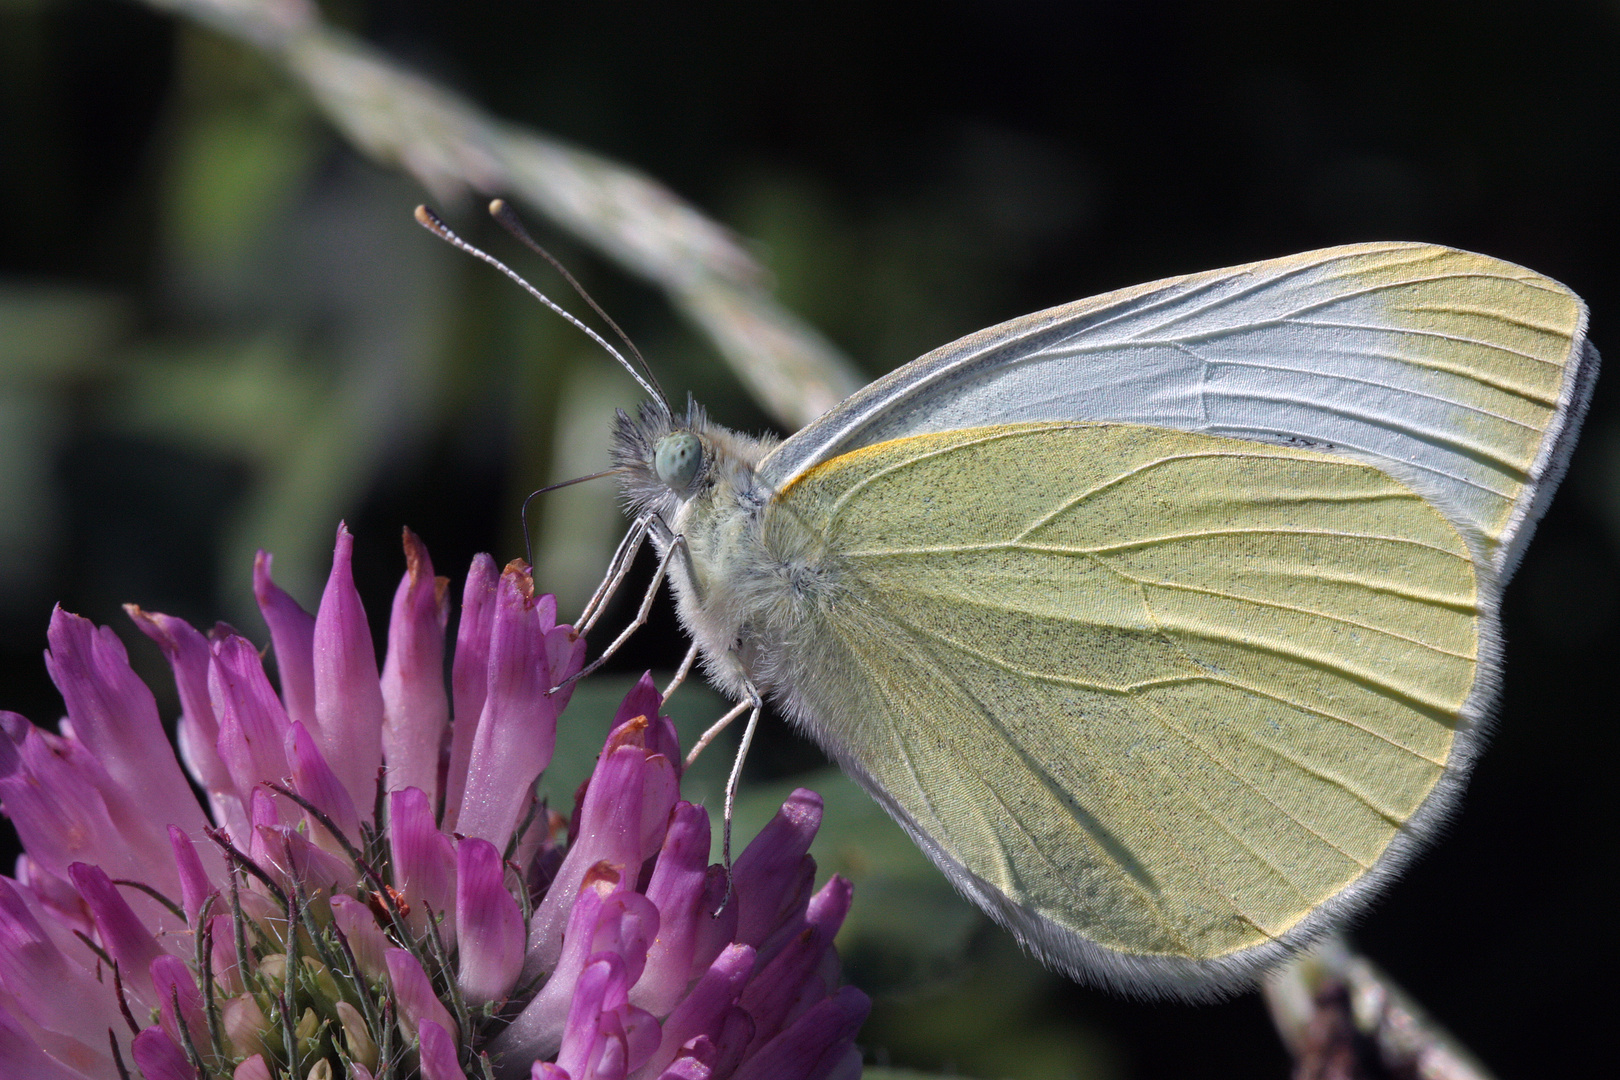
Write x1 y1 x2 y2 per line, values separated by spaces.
654 431 703 494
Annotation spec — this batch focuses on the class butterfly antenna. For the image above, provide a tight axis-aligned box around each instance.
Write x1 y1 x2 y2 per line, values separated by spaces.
488 199 670 412
414 205 670 414
519 467 629 566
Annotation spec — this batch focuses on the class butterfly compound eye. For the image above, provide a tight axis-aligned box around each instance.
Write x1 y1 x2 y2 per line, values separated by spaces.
654 431 704 494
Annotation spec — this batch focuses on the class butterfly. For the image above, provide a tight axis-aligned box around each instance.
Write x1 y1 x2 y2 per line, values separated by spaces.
608 243 1597 998
420 211 1597 999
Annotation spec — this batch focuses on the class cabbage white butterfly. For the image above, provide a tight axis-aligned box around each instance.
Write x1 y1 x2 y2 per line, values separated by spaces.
611 242 1597 999
422 213 1597 998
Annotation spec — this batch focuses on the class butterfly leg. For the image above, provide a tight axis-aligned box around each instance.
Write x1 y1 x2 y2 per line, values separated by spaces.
684 695 750 768
712 684 763 916
555 530 687 692
575 513 653 634
661 639 702 703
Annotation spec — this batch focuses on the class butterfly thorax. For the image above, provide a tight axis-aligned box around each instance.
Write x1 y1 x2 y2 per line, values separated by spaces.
613 403 815 697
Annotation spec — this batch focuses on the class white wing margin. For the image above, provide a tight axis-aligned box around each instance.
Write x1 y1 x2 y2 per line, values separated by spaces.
758 243 1598 578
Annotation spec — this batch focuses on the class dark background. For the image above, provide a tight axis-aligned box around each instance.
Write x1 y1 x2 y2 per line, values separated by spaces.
2 2 1616 1077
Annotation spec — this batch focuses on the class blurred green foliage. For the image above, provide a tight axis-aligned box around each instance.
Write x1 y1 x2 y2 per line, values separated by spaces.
3 1 1618 1077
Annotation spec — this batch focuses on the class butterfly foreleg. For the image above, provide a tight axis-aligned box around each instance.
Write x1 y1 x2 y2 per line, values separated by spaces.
555 527 686 691
576 513 653 634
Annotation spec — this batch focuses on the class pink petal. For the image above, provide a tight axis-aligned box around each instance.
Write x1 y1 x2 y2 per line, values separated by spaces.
621 1004 662 1076
543 619 585 714
0 1003 92 1080
455 563 563 852
610 674 680 771
251 820 352 900
751 855 818 971
595 890 660 991
167 826 212 925
233 1054 273 1080
329 895 389 981
12 857 92 943
807 876 854 993
151 953 207 1052
418 1018 466 1080
587 1023 631 1080
635 754 678 866
210 633 293 821
68 863 165 1007
254 550 317 730
806 876 853 939
131 1025 192 1080
524 746 648 974
455 837 524 1007
745 874 853 1021
553 956 626 1080
653 1048 713 1080
0 721 140 887
126 607 237 833
495 869 616 1061
687 866 740 985
594 704 680 860
702 1006 755 1080
0 876 122 1057
634 803 718 1015
208 913 244 995
638 944 755 1079
386 948 457 1045
286 722 361 851
43 608 206 884
730 790 822 952
728 986 870 1080
737 926 832 1055
381 529 450 802
245 787 282 877
311 524 385 816
444 553 498 829
389 787 457 945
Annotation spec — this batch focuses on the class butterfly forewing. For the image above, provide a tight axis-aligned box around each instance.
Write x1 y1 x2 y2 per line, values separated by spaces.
764 421 1481 985
759 243 1594 579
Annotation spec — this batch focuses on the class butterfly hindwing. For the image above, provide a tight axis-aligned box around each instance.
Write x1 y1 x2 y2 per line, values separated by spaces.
763 421 1483 994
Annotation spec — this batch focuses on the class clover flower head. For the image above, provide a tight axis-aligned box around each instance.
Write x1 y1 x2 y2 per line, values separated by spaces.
0 524 868 1080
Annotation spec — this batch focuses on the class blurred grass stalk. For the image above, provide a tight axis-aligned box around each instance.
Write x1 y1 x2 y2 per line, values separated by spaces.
1264 937 1497 1080
113 0 864 619
141 0 864 430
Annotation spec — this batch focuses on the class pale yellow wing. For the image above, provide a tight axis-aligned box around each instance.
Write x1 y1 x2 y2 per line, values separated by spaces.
760 243 1596 580
764 421 1483 996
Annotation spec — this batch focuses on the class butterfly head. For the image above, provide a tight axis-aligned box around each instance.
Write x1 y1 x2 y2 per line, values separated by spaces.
612 399 711 518
613 399 778 525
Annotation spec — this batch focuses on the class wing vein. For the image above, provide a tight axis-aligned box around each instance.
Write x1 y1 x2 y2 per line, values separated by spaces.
1122 672 1446 769
886 604 1298 935
886 611 1189 939
1279 320 1563 367
1115 575 1476 662
820 426 1055 518
1194 354 1549 434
